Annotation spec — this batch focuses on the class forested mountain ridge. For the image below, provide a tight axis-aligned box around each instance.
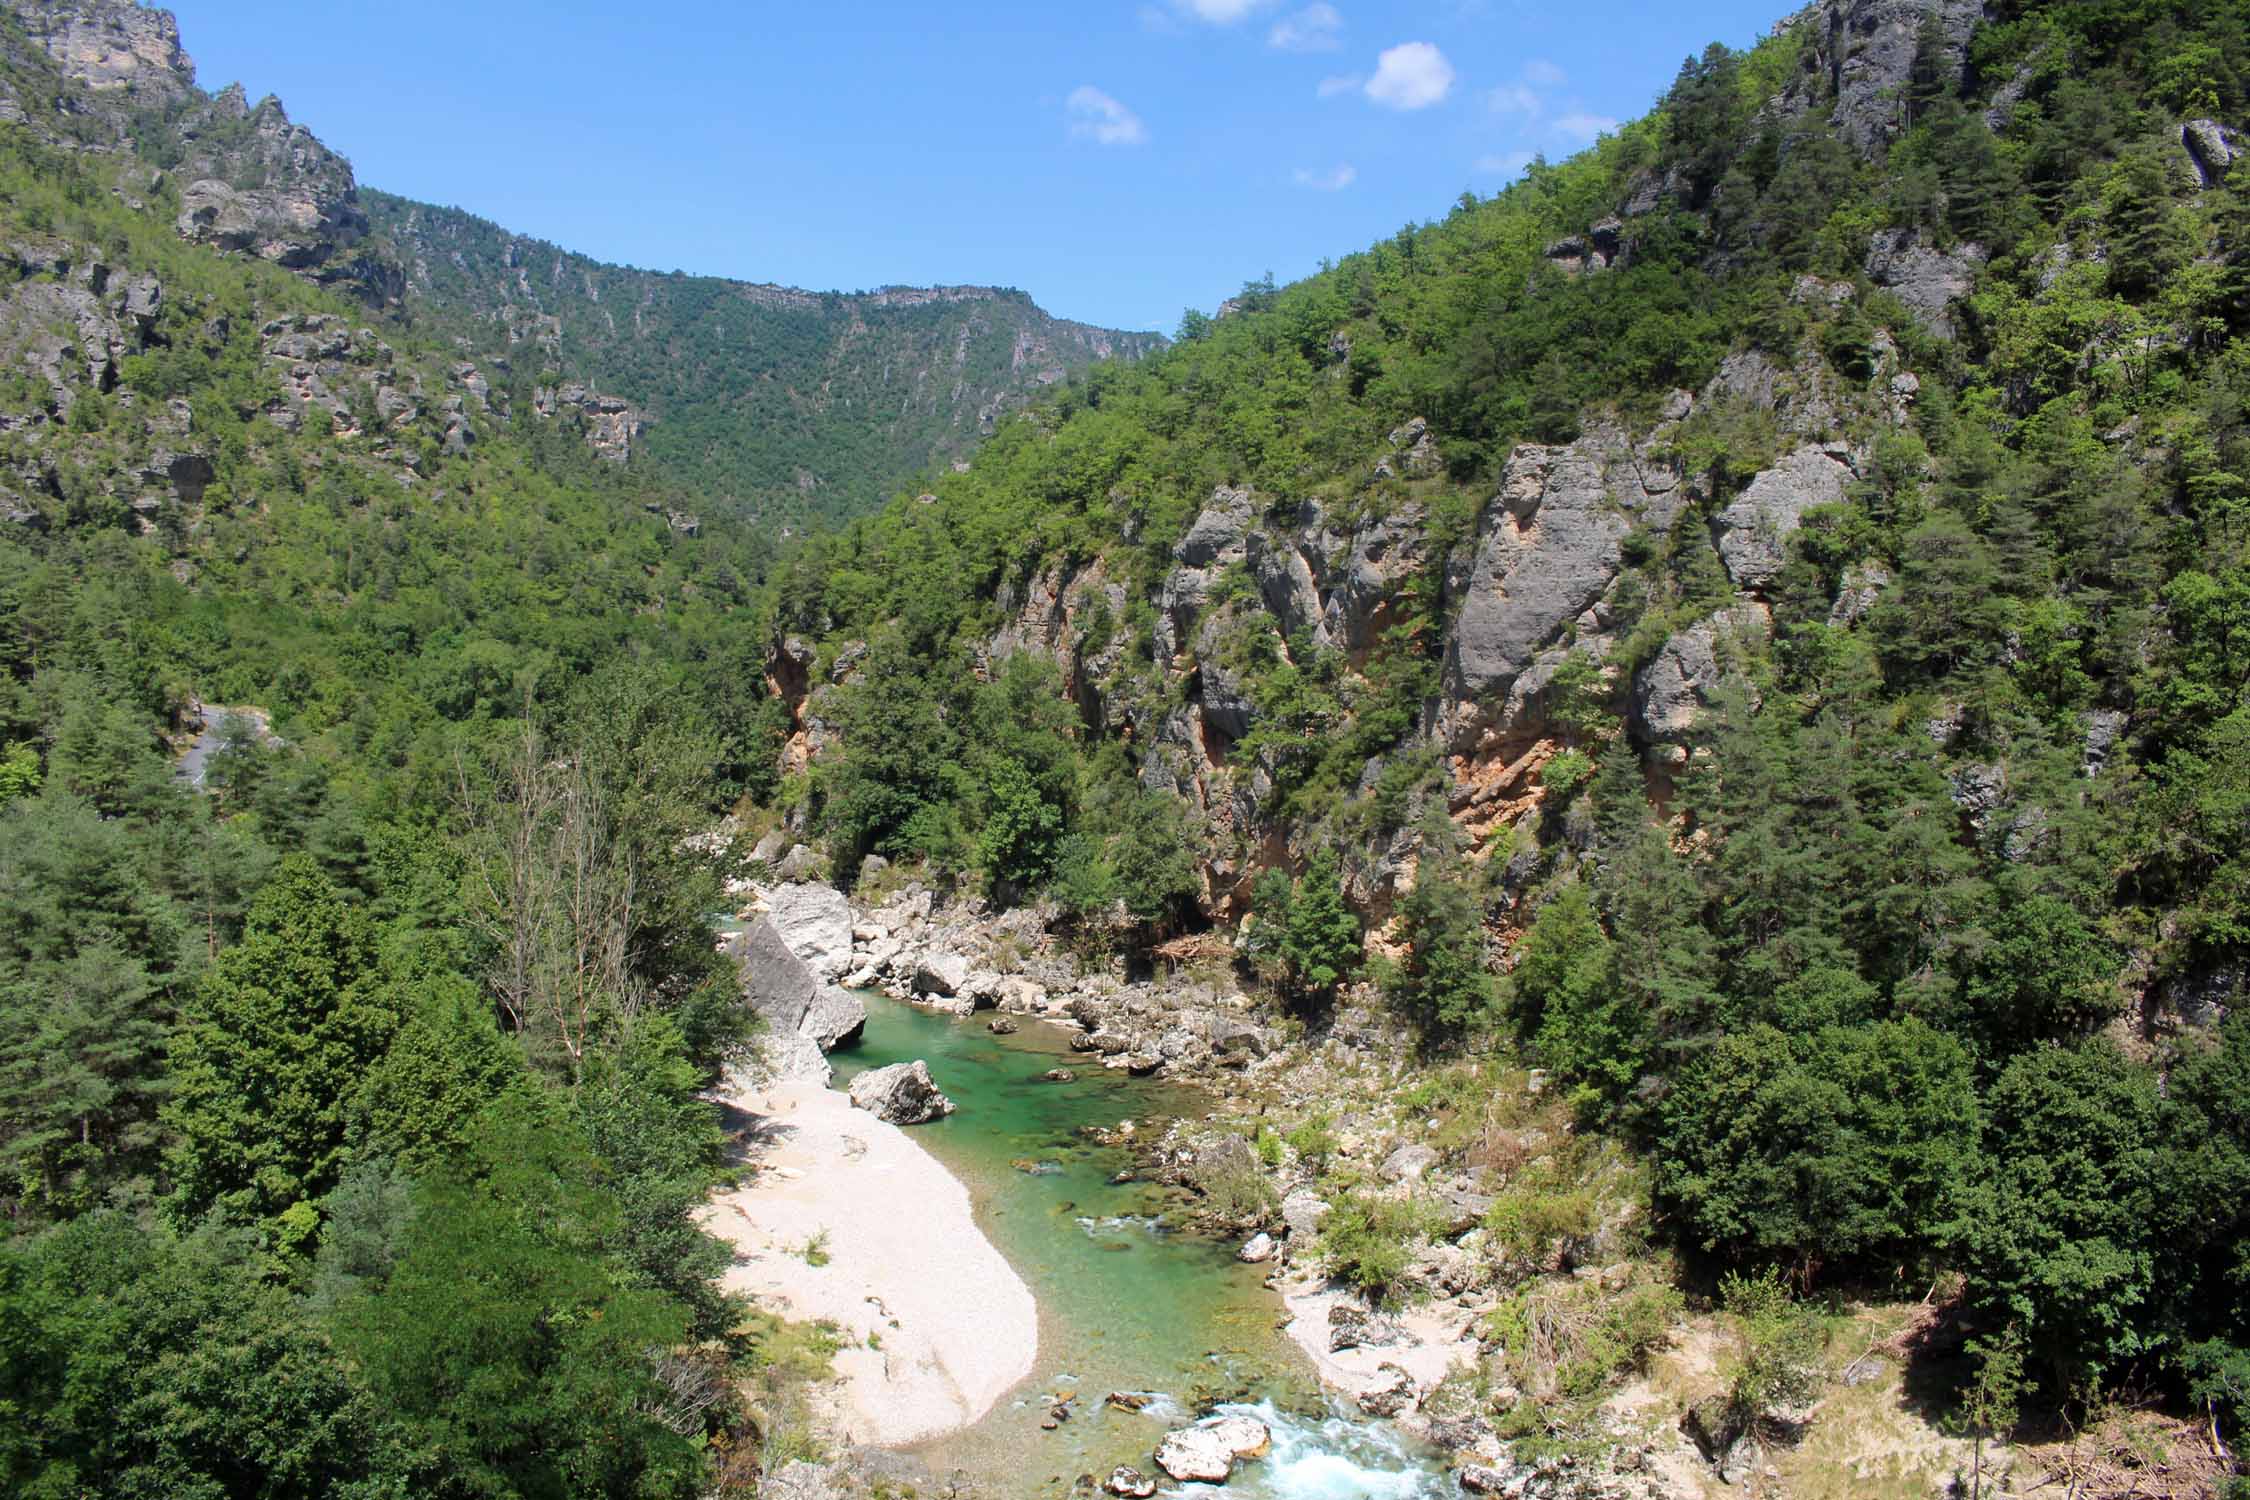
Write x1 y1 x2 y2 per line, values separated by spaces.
0 0 1161 528
750 0 2250 1466
367 193 1165 530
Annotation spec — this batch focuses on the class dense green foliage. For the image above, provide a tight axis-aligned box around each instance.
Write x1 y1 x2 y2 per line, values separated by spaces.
737 0 2250 1437
0 41 773 1493
2 0 2248 1480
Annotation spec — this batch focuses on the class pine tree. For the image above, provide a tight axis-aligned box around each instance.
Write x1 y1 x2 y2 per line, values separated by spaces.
163 859 400 1248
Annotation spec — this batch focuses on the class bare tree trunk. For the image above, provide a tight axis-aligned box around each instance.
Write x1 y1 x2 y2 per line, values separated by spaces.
458 716 647 1081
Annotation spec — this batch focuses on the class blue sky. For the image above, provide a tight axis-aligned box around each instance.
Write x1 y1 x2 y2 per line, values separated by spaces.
175 1 1783 333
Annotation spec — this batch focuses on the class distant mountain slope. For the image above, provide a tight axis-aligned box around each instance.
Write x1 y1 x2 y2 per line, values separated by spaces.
366 193 1165 529
0 0 1161 531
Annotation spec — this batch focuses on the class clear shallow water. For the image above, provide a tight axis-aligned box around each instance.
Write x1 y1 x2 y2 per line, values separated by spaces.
828 993 1451 1498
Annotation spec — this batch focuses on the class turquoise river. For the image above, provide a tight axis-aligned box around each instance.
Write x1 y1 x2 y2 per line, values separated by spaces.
824 991 1453 1498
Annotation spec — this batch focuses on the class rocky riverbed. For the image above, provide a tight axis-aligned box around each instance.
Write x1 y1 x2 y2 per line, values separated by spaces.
718 865 1808 1500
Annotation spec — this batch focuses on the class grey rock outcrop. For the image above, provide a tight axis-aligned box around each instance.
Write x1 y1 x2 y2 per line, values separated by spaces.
1716 444 1855 588
2184 119 2239 188
1323 501 1429 653
728 917 866 1050
531 381 646 463
1281 1189 1331 1241
764 882 854 980
15 0 195 100
1379 1141 1439 1184
1178 484 1257 568
1440 424 1688 752
1633 603 1773 743
1795 0 1985 155
847 1060 956 1125
1864 228 1981 338
757 1034 833 1087
1828 559 1891 627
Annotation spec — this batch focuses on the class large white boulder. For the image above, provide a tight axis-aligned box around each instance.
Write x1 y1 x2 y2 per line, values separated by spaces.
913 952 971 997
847 1060 956 1125
765 882 854 979
1154 1416 1270 1483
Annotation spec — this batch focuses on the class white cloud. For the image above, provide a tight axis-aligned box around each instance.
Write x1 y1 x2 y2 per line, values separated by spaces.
1365 41 1454 110
1552 110 1618 143
1474 149 1536 176
1292 162 1358 190
1067 86 1149 146
1521 58 1566 87
1316 72 1362 98
1269 2 1342 51
1486 82 1541 115
1174 0 1267 20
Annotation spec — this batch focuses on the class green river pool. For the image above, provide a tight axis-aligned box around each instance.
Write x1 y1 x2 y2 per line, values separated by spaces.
826 991 1453 1498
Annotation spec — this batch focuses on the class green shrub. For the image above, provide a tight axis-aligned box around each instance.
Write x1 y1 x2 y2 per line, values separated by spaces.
1318 1190 1426 1299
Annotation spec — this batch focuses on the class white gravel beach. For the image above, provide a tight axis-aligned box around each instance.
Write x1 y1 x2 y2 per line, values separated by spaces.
705 1079 1039 1447
1278 1270 1481 1398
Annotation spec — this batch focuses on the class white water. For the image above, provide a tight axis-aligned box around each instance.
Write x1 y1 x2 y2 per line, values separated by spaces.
1157 1398 1453 1500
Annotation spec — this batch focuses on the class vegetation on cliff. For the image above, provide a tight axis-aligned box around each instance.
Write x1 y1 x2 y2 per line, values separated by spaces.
0 0 2248 1491
752 0 2250 1453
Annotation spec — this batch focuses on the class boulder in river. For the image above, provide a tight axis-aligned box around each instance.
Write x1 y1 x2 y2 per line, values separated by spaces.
800 985 867 1051
1155 1426 1233 1483
1153 1413 1272 1484
913 952 970 997
847 1060 956 1125
1105 1465 1157 1498
1238 1232 1276 1264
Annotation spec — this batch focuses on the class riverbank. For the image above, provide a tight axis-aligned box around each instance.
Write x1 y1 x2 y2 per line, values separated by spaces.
704 1077 1038 1447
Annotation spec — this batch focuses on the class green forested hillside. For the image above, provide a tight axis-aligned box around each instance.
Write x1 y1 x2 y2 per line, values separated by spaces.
0 9 794 1494
367 193 1166 531
755 0 2250 1450
3 0 2250 1493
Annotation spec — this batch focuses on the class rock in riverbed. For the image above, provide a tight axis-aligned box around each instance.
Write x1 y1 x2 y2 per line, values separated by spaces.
847 1060 956 1125
1357 1362 1416 1417
1105 1467 1157 1498
1154 1416 1271 1483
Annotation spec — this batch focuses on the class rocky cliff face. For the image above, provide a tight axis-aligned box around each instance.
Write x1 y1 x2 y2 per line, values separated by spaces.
756 0 2207 966
9 0 190 99
5 1 377 293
